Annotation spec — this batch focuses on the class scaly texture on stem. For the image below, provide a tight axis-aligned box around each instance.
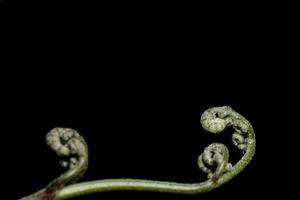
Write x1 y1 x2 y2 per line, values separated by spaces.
19 106 255 200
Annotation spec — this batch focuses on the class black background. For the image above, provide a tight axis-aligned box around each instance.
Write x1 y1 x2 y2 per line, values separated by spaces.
1 1 294 199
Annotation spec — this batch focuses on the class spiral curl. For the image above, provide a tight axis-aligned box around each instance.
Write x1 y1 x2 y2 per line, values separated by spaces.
198 143 232 181
200 106 254 152
20 128 89 200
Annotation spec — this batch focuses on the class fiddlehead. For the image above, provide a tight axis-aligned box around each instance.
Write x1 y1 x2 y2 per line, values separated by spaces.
198 143 232 181
20 128 88 200
19 106 255 200
200 106 255 152
200 106 256 184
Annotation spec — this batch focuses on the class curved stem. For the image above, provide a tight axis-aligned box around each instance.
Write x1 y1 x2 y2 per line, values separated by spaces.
56 119 255 200
19 106 256 200
56 179 214 199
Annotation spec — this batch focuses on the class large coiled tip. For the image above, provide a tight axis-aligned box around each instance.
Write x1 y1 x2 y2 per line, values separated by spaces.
46 128 88 169
200 106 233 134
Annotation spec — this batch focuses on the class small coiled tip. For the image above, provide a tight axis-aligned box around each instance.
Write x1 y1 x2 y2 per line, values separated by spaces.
198 143 231 180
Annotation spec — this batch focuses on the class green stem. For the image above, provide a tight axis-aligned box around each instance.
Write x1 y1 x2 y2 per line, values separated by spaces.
57 124 255 200
57 145 254 199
